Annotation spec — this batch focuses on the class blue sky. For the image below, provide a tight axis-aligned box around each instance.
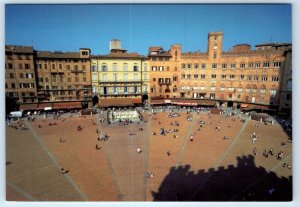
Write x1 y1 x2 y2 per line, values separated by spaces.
5 4 291 55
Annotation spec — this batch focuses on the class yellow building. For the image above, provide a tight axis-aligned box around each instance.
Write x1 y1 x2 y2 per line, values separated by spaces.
91 40 149 106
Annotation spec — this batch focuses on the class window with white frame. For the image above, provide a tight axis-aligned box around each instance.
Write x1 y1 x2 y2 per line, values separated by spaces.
270 89 277 95
230 63 236 69
229 74 235 80
181 63 186 69
200 86 205 91
152 66 157 71
222 63 227 69
262 76 268 81
263 62 270 68
246 88 251 93
238 87 243 92
194 74 198 79
102 64 108 71
240 63 245 69
247 75 252 81
210 86 216 91
123 63 128 71
113 63 117 71
229 87 234 92
221 74 226 80
201 74 206 79
159 66 164 71
212 63 217 69
273 61 281 68
252 87 257 93
201 63 206 69
92 74 98 81
240 75 245 80
272 76 279 81
253 75 259 81
260 88 266 94
187 64 192 69
255 62 260 68
220 86 225 91
194 63 199 69
144 64 148 71
248 62 253 68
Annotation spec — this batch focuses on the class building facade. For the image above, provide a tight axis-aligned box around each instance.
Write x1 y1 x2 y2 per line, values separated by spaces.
91 40 149 104
34 48 92 102
279 48 292 116
5 45 37 103
149 32 292 108
148 45 181 99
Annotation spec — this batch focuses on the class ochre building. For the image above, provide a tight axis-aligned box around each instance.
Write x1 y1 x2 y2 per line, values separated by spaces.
149 32 292 111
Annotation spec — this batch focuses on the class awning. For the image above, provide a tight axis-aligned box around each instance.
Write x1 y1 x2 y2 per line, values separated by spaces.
150 100 165 105
164 100 172 104
132 98 142 104
99 98 134 107
37 103 53 109
241 103 249 108
19 104 38 111
52 102 82 109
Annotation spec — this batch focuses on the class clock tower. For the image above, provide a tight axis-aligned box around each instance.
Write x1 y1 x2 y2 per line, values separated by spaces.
207 32 223 60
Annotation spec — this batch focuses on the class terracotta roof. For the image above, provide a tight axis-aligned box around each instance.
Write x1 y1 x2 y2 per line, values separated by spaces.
52 102 82 109
149 47 162 52
5 45 33 53
99 98 134 107
93 52 148 60
149 52 172 57
35 51 85 59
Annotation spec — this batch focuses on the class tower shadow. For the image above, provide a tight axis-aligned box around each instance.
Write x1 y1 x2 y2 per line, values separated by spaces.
152 155 292 201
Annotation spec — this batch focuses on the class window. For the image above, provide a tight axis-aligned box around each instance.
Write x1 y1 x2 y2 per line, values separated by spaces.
240 75 245 80
262 76 268 81
39 78 43 82
67 77 71 82
166 66 170 71
173 76 178 81
201 63 206 69
274 61 281 68
201 74 206 79
212 63 217 69
158 66 164 71
247 75 252 81
287 80 292 89
211 74 217 79
194 74 198 79
270 89 277 96
238 87 243 92
260 89 266 94
123 63 128 71
213 52 217 59
143 73 148 80
113 63 117 71
228 87 234 92
152 66 157 71
263 62 270 68
240 63 245 69
26 73 33 79
286 94 290 100
248 62 253 68
144 65 148 71
187 74 191 79
59 64 62 69
25 64 30 69
222 64 227 69
272 76 279 81
124 86 128 94
200 86 205 91
253 75 259 81
10 73 14 78
246 88 250 93
52 64 55 69
74 65 78 70
92 74 98 81
113 73 117 81
102 64 108 71
82 65 86 71
102 74 107 81
181 74 186 79
220 86 225 91
19 63 23 69
194 64 199 69
8 63 13 69
210 86 216 91
229 74 235 80
255 62 260 68
230 63 236 69
124 73 128 81
45 77 49 82
229 94 233 98
11 83 15 88
153 78 156 81
221 74 226 80
181 63 186 69
91 65 97 72
44 64 48 69
187 64 192 69
20 73 24 78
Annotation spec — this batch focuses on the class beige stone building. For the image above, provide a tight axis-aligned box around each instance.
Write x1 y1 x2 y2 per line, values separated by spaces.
34 48 92 103
5 45 37 103
91 40 149 106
